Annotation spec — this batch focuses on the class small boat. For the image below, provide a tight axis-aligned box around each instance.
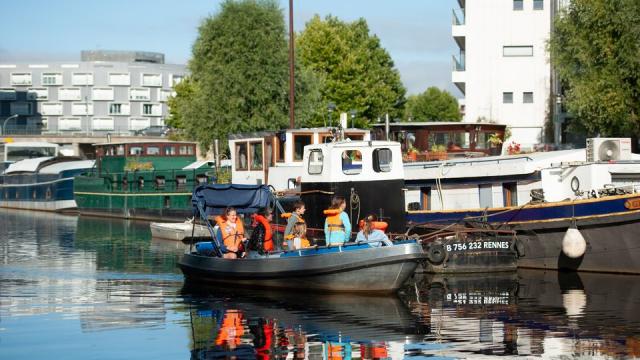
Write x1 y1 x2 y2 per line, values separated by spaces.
150 219 210 241
178 184 426 293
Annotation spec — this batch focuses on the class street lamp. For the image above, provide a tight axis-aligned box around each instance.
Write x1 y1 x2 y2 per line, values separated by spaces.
327 102 336 127
349 110 356 129
1 114 19 136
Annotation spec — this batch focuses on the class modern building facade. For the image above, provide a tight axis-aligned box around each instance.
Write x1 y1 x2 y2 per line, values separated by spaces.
0 50 185 136
452 0 568 149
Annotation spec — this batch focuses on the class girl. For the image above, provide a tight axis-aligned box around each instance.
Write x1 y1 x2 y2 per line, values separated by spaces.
215 207 246 259
323 196 351 245
292 221 310 250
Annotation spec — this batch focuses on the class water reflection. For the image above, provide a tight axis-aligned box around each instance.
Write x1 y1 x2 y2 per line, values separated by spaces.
2 209 640 359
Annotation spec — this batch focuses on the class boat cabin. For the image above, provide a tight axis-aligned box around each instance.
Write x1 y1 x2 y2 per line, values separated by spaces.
371 122 507 161
94 141 198 174
298 140 407 233
229 127 370 189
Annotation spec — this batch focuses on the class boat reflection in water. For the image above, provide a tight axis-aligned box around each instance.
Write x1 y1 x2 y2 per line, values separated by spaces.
181 284 434 360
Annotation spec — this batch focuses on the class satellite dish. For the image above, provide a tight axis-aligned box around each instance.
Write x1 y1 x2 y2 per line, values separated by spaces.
598 140 620 161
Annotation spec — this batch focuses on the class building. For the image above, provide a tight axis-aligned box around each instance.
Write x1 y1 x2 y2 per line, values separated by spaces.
0 50 186 137
452 0 568 149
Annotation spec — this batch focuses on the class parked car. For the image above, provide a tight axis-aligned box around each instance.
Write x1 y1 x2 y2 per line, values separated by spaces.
134 126 170 137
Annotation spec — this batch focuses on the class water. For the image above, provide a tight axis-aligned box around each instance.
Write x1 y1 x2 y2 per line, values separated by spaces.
1 209 640 359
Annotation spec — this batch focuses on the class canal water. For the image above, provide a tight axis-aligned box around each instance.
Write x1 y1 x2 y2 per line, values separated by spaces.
1 209 640 359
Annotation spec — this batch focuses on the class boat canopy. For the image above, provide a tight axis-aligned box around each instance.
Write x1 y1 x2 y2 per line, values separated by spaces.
192 184 273 217
3 157 54 174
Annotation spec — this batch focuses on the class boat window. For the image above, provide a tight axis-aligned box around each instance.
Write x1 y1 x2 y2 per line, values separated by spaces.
373 148 392 172
345 133 364 141
479 184 493 208
503 182 518 206
308 150 323 175
179 146 189 155
187 145 194 155
265 140 274 167
476 132 489 149
276 133 285 163
235 142 248 171
293 134 312 161
146 146 160 155
250 142 263 170
116 145 125 156
196 174 208 184
342 150 362 175
163 196 171 208
320 133 333 143
106 147 115 156
164 146 176 156
130 146 142 155
176 175 187 189
155 176 166 189
138 177 144 189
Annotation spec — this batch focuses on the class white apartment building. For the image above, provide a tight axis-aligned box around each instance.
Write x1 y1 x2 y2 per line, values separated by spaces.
452 0 566 149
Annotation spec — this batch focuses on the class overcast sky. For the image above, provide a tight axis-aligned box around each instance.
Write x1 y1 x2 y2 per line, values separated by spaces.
1 0 460 96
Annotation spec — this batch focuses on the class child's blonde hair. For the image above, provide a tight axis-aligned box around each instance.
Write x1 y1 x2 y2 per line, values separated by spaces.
293 222 307 239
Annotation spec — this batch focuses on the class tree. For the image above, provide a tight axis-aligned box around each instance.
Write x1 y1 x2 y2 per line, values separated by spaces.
297 15 406 127
404 87 461 122
168 0 320 151
549 0 640 137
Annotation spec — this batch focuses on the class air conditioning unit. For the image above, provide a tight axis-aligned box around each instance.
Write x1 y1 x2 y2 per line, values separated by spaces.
586 138 632 162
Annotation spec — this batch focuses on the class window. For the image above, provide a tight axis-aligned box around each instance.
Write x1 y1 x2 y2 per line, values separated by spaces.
92 117 114 131
10 102 33 115
293 134 312 161
533 0 543 10
41 102 63 115
72 73 93 86
109 103 130 115
308 149 323 174
58 117 82 131
130 146 142 155
159 89 173 102
0 88 17 101
503 46 533 57
342 150 362 175
27 88 48 100
129 117 150 131
503 92 513 104
58 87 81 101
373 148 392 172
171 74 184 86
276 134 286 163
42 73 63 86
345 133 364 141
129 88 151 101
179 145 194 155
71 103 93 116
10 73 32 86
421 187 431 211
92 87 114 101
235 142 248 170
142 103 161 116
250 142 263 170
41 117 48 130
146 146 160 155
109 73 130 86
503 182 518 206
479 184 493 208
164 146 176 155
513 0 523 10
142 73 162 87
523 92 534 103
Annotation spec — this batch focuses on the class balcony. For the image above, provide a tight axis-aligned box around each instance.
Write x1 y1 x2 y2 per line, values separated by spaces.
452 8 466 50
451 54 466 95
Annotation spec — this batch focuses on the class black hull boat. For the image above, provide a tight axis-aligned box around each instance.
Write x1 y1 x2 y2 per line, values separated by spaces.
179 241 425 293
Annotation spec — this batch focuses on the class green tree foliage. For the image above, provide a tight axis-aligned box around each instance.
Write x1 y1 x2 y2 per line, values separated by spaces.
297 15 406 127
549 0 640 136
404 87 461 122
169 0 321 151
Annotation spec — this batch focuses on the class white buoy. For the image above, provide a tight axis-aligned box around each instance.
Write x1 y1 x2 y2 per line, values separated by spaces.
562 227 587 258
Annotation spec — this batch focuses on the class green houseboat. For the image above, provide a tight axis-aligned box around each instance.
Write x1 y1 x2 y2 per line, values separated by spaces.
73 141 214 221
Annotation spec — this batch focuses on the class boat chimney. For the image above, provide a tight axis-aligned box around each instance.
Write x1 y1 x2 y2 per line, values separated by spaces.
384 114 390 141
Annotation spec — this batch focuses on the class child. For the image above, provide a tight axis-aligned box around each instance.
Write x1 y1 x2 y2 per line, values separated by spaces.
323 196 351 245
284 200 306 249
291 221 310 250
356 214 393 247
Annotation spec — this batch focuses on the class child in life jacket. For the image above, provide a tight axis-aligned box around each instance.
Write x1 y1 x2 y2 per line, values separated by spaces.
291 221 310 250
324 196 351 245
215 207 246 259
356 214 393 247
247 207 274 256
283 200 306 250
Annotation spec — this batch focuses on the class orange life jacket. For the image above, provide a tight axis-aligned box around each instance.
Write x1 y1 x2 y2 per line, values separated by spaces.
324 209 344 232
357 220 389 232
253 214 274 251
215 216 245 249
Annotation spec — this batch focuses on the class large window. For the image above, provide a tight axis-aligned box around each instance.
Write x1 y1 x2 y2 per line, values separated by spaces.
92 117 114 131
109 73 130 86
41 102 63 116
129 117 150 131
130 88 151 101
71 102 93 116
58 87 81 101
27 88 48 100
293 134 312 161
142 73 162 87
58 117 82 131
373 148 392 173
235 142 248 171
308 150 323 174
92 87 114 101
72 73 93 86
341 150 362 175
250 142 263 170
10 72 32 86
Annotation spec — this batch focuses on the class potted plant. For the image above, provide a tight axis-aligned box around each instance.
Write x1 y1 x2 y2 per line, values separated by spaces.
428 144 448 161
488 133 503 155
406 146 419 161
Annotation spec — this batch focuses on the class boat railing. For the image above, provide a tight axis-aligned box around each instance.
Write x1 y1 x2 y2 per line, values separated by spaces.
87 168 216 193
409 155 534 170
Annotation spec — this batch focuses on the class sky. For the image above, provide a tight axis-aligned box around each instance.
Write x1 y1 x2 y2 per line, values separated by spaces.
0 0 459 96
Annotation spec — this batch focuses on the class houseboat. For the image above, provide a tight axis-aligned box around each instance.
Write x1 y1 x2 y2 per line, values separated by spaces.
0 156 94 212
73 141 214 221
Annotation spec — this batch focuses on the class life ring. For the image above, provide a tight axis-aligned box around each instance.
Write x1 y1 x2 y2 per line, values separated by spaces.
427 243 447 265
